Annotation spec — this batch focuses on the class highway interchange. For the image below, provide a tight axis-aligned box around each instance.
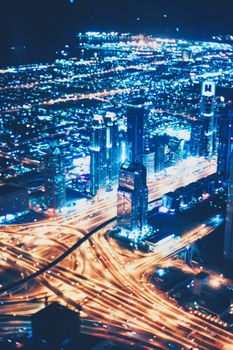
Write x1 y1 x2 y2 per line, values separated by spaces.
1 157 233 349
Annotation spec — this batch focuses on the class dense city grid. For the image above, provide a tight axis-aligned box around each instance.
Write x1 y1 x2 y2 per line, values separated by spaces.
0 32 233 349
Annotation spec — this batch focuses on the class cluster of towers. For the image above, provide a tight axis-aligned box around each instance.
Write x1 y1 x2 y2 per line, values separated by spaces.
191 81 233 263
90 111 120 196
42 103 149 238
42 79 233 261
89 104 149 238
190 80 233 263
43 111 121 211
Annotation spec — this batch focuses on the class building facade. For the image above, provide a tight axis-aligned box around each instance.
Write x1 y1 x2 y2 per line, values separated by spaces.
224 158 233 262
223 107 233 262
218 108 233 179
143 151 155 181
127 103 144 163
117 101 148 236
190 120 205 157
90 114 107 196
200 80 216 158
117 162 148 233
105 111 120 188
44 140 66 210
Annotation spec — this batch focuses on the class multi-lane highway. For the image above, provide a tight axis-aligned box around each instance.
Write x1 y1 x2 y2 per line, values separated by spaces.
1 157 233 349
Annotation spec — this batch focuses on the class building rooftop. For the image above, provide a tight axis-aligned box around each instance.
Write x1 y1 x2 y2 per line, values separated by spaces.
127 97 146 108
31 302 80 345
0 183 25 196
195 271 209 281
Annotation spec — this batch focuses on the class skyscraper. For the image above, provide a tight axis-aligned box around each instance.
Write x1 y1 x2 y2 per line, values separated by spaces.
90 114 107 196
44 140 66 211
143 150 155 181
117 162 148 233
127 103 144 163
154 144 165 173
200 81 215 118
190 120 205 157
105 111 120 188
223 107 233 262
224 159 233 262
217 108 233 179
117 100 148 236
200 80 216 158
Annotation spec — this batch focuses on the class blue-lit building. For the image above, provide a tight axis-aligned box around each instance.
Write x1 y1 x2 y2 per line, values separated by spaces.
90 114 107 196
218 108 233 179
190 120 204 157
154 144 165 173
224 159 233 263
223 107 233 262
117 162 148 233
162 174 225 213
117 101 148 236
190 81 216 158
127 102 144 164
104 111 120 188
200 80 216 158
44 140 66 211
143 150 155 181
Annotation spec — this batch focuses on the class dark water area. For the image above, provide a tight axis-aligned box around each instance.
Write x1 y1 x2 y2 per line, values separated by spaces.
0 40 113 68
1 0 233 67
0 28 219 68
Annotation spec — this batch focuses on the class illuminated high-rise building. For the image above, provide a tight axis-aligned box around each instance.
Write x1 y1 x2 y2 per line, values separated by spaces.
190 120 204 157
117 162 148 233
90 114 107 196
223 107 233 262
143 150 155 181
44 140 66 211
155 146 165 173
120 140 127 164
150 135 166 173
224 158 233 262
117 101 148 236
200 81 215 118
200 80 216 158
104 111 120 188
217 108 233 179
127 103 144 163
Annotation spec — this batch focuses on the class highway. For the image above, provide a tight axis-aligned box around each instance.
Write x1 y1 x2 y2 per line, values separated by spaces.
0 157 233 348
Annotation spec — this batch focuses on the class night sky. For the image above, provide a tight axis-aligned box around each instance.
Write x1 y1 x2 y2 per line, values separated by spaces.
0 0 233 65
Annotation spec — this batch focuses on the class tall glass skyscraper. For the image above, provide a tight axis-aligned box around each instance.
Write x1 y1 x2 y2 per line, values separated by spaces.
105 112 120 188
117 162 148 233
90 114 107 196
223 107 233 262
117 100 148 236
224 160 233 262
127 103 144 163
190 120 205 157
200 80 216 158
44 140 66 210
218 108 233 179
